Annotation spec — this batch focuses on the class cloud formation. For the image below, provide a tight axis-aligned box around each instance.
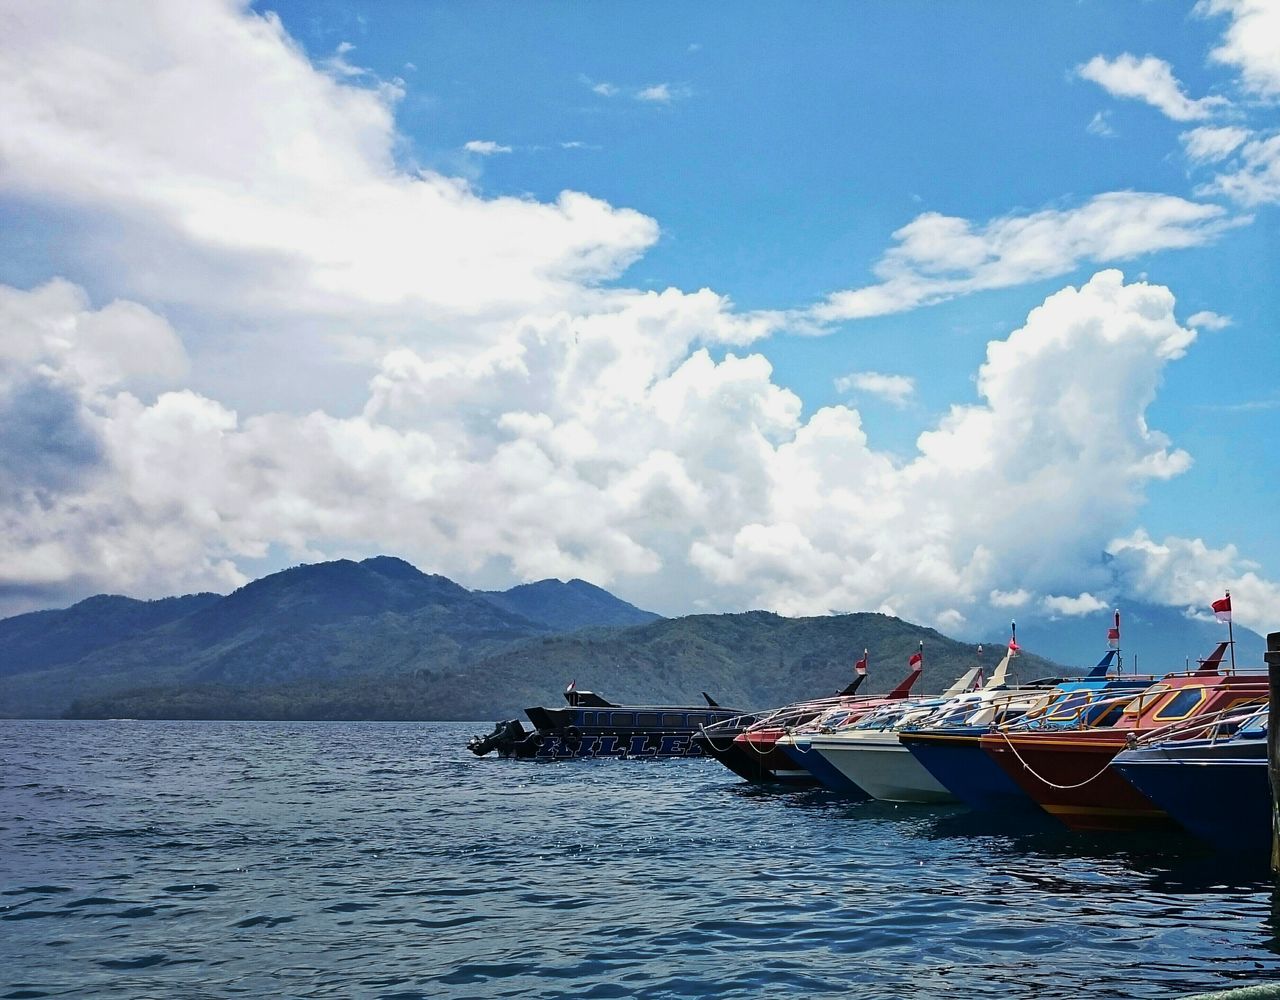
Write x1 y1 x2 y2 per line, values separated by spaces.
812 193 1236 321
0 0 1275 638
1202 0 1280 98
834 372 916 407
1077 53 1229 121
464 140 513 155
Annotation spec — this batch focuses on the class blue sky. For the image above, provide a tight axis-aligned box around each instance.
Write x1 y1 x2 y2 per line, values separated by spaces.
0 0 1276 634
267 0 1280 561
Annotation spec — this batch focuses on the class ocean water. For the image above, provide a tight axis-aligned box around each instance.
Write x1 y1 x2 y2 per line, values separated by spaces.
2 720 1279 1000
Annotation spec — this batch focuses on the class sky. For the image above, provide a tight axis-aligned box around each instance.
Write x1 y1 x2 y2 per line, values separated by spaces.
0 0 1277 637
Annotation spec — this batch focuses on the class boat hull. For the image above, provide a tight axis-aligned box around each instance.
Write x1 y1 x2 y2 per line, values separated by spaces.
777 734 870 797
505 730 710 760
1113 744 1270 851
811 733 957 803
899 729 1044 815
981 731 1171 832
731 729 820 785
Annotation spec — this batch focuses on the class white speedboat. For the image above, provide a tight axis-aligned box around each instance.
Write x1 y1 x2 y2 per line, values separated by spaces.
809 648 1043 803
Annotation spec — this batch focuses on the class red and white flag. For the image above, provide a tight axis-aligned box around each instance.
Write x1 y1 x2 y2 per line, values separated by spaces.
854 650 868 674
908 650 923 670
1107 610 1120 649
1212 593 1232 623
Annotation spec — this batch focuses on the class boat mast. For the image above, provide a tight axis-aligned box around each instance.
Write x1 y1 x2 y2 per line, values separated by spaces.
1110 609 1122 675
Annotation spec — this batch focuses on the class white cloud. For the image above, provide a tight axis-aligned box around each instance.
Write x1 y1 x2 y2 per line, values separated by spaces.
1199 132 1280 205
1087 111 1117 137
834 371 916 406
1077 53 1229 121
990 589 1032 608
1181 125 1251 163
812 193 1237 322
0 4 660 348
1 268 1229 629
1108 530 1280 631
1041 592 1108 617
1 1 1276 638
590 80 619 97
1186 309 1232 330
1200 0 1280 98
463 139 513 155
637 83 675 102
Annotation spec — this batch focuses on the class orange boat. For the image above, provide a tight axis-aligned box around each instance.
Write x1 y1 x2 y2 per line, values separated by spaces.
979 643 1266 832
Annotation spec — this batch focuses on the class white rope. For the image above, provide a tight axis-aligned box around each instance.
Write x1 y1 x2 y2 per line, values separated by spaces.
995 727 1123 791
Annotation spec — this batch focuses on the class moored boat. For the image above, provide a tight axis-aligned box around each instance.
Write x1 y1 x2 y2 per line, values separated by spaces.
468 684 746 760
981 643 1267 831
699 647 926 785
900 648 1142 815
693 655 873 784
807 644 1045 803
1111 704 1270 851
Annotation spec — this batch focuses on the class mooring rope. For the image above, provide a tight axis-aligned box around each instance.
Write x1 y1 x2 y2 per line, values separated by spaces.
994 727 1120 790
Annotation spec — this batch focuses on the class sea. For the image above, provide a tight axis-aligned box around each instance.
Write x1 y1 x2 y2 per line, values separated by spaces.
2 720 1279 1000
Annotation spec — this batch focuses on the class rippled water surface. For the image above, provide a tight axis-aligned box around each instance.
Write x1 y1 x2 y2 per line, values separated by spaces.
3 720 1280 999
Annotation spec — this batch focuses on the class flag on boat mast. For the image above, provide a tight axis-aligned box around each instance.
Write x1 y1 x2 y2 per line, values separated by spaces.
1107 610 1120 649
1212 592 1236 672
1008 621 1020 654
908 643 923 670
854 649 868 675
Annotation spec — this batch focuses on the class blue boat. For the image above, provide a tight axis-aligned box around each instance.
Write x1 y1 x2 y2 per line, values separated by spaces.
899 650 1152 814
1111 705 1270 852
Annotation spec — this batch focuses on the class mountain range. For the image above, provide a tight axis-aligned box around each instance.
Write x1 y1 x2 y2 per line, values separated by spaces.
0 555 1263 720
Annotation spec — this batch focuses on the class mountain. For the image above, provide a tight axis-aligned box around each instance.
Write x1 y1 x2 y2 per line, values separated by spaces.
477 578 661 630
0 592 221 677
61 611 1060 721
0 556 549 717
1005 601 1265 672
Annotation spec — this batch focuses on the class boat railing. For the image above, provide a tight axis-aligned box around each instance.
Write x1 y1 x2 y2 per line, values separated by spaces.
1125 700 1268 749
1000 687 1147 732
901 686 1046 732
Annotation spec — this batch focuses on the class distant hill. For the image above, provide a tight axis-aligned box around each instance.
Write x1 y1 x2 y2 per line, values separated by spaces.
0 556 548 717
0 592 221 677
4 554 1060 720
478 578 661 631
62 611 1060 721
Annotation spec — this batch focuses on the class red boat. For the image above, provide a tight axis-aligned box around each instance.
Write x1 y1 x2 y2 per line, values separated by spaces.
709 647 929 785
980 644 1266 832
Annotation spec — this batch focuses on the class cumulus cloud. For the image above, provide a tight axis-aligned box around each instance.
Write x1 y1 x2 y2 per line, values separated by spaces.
464 139 512 155
811 193 1237 321
1108 530 1280 629
1 1 1276 637
1201 0 1280 98
1077 53 1229 121
1 268 1233 628
834 371 916 407
0 3 661 347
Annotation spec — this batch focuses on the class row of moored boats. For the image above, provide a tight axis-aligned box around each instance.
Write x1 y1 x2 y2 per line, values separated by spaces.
468 604 1271 853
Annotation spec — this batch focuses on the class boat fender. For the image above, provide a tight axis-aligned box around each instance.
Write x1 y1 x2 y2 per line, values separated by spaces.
564 725 582 744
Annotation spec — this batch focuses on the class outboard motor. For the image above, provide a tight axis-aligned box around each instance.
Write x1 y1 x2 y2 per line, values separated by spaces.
467 719 527 757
